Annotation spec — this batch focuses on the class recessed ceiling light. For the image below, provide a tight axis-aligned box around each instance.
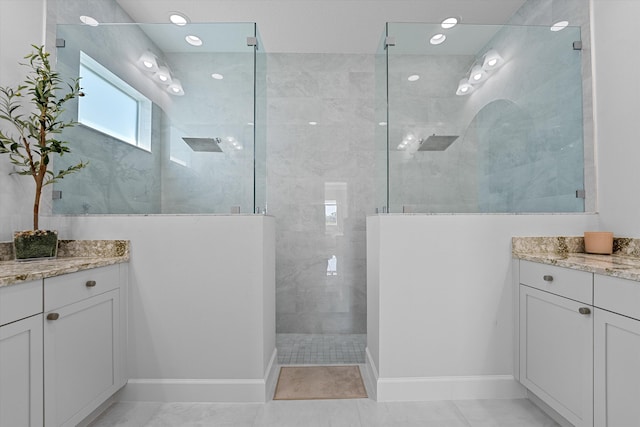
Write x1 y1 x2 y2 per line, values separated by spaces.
550 20 569 32
169 12 189 26
430 33 446 45
211 73 224 80
407 74 420 82
378 122 387 126
441 17 459 29
185 35 203 46
309 121 318 126
79 15 99 26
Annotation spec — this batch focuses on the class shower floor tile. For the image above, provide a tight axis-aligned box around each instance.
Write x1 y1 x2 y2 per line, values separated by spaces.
276 333 366 364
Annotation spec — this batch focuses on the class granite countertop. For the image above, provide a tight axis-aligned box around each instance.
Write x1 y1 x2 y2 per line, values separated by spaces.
513 236 640 282
0 240 129 287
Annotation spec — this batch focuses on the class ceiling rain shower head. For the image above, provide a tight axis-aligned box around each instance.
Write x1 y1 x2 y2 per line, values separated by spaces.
182 137 223 152
417 135 459 151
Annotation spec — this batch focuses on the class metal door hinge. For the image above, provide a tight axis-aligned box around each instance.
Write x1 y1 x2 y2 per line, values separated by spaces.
576 189 586 199
52 190 62 200
56 38 65 48
573 41 582 50
247 37 257 47
385 37 395 48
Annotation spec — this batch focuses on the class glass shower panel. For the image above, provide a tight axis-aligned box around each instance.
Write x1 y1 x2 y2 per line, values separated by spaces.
53 22 260 214
375 30 389 212
385 23 584 213
254 26 267 214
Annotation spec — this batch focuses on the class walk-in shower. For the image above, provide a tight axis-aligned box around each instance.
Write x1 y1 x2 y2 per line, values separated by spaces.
376 22 587 213
53 22 266 214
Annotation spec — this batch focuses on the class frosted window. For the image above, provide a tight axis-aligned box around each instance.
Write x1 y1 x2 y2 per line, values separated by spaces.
78 52 151 150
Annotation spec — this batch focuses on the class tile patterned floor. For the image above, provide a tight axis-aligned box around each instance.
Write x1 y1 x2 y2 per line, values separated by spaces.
88 336 561 426
276 333 366 364
88 398 560 427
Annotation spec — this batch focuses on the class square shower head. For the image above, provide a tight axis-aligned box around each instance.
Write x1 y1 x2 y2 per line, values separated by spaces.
417 135 459 151
182 137 223 152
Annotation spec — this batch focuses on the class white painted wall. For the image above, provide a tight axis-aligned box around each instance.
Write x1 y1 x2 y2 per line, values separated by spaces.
592 0 640 236
0 0 47 238
45 214 277 402
367 213 598 401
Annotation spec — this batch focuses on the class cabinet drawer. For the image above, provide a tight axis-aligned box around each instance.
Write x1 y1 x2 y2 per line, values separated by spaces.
520 260 592 304
44 265 119 311
0 280 43 326
594 274 640 320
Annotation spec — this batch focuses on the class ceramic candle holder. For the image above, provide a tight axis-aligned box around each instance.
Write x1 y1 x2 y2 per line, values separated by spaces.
584 231 614 255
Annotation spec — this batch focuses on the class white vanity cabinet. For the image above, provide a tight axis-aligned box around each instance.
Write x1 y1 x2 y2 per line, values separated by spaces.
593 275 640 426
0 280 44 427
43 265 127 427
518 260 593 427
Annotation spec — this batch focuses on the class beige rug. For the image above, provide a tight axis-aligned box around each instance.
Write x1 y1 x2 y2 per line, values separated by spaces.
274 366 368 400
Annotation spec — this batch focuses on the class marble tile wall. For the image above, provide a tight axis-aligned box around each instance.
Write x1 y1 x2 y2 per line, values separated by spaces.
267 53 375 334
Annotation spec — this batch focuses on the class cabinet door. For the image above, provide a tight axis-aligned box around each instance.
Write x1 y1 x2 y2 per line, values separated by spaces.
0 314 43 427
44 289 120 427
520 285 593 427
594 308 640 426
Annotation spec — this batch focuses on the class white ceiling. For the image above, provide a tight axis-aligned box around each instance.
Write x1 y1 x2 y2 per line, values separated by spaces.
115 0 528 54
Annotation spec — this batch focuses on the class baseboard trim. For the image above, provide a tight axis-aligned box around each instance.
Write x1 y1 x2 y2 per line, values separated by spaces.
527 390 573 427
366 347 525 402
264 348 279 400
375 374 526 402
120 349 279 403
364 347 379 401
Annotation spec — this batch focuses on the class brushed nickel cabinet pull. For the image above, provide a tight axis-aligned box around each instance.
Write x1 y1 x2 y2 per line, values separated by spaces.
543 275 554 282
578 307 591 315
86 280 96 287
47 313 60 321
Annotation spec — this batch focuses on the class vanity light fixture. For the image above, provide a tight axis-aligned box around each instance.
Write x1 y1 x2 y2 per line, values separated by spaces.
441 17 459 29
482 49 504 71
153 66 172 84
185 35 203 46
469 64 488 84
169 12 189 26
430 33 446 45
456 78 475 96
407 74 420 82
167 79 185 96
79 15 99 26
137 51 158 72
550 20 569 32
211 73 224 80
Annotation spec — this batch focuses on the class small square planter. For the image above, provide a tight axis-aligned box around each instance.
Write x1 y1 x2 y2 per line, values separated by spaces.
13 230 58 261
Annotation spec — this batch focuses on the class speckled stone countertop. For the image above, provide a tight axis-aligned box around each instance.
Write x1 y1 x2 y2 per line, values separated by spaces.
513 236 640 282
0 240 129 287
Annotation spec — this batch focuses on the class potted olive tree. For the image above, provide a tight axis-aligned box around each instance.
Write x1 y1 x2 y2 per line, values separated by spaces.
0 45 86 260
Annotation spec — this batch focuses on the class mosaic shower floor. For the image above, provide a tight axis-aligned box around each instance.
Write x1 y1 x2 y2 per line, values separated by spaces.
276 333 366 365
